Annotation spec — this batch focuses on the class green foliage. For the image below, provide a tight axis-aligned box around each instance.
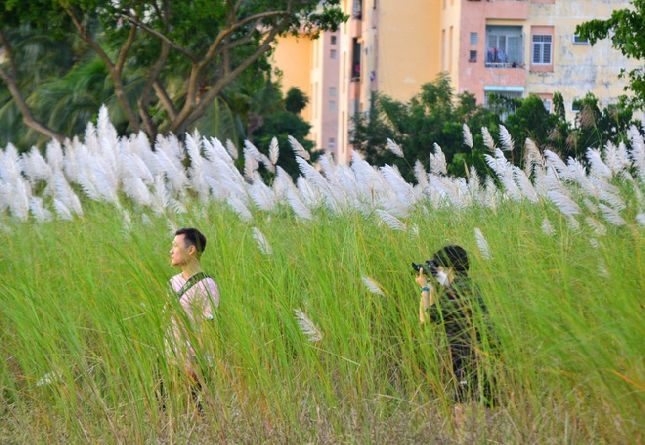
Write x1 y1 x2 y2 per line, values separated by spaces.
576 0 645 108
251 86 316 178
351 75 498 181
0 0 346 147
285 87 309 114
353 75 642 179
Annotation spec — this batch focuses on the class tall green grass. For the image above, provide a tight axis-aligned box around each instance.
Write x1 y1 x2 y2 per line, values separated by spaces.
0 199 643 443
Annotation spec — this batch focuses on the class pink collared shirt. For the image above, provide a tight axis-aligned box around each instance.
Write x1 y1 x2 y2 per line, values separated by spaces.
169 273 220 321
167 273 220 359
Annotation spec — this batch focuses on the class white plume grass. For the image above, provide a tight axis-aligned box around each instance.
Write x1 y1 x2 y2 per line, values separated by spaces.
293 309 323 342
386 138 404 158
361 276 385 296
474 227 492 260
252 227 273 255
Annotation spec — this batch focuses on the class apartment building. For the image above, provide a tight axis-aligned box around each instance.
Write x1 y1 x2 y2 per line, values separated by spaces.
447 0 636 120
273 0 638 162
271 31 341 159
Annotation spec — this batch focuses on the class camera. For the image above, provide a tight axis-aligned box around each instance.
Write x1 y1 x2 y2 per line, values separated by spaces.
411 260 438 277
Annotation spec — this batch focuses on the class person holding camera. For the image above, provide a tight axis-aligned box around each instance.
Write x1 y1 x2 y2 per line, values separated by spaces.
414 245 492 404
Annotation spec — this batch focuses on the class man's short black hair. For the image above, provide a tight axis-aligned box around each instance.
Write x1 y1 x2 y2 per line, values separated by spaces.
432 245 469 275
175 227 207 254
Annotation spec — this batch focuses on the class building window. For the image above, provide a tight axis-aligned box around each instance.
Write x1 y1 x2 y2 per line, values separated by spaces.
469 50 477 63
353 0 362 19
329 100 337 111
328 137 336 150
486 26 524 68
330 48 337 59
441 29 446 70
532 35 553 64
331 35 337 45
351 38 361 80
572 34 589 45
484 88 523 121
329 87 337 97
470 32 478 46
542 98 552 112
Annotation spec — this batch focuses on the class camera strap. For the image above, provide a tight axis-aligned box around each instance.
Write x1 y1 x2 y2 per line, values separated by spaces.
174 272 212 300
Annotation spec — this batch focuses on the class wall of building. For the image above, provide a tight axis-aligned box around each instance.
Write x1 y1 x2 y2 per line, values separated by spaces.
457 0 529 103
270 35 314 124
377 0 442 103
274 0 640 161
526 0 637 121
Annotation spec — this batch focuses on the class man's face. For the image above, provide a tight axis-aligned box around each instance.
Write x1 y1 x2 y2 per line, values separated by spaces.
170 234 194 267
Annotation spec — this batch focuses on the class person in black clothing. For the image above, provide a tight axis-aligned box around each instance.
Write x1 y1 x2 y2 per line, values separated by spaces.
416 245 492 403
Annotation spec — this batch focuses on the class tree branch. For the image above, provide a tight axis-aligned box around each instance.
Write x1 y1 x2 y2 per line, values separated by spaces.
63 5 115 69
63 6 140 132
176 23 287 134
115 24 137 75
115 9 197 62
200 10 289 70
153 81 177 121
0 66 64 142
138 40 170 137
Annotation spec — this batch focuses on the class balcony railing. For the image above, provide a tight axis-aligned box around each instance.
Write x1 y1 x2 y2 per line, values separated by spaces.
485 61 524 69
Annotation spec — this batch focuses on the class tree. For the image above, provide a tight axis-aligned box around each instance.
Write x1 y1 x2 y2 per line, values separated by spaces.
352 76 640 180
576 0 645 108
251 87 316 179
285 87 309 114
0 0 345 144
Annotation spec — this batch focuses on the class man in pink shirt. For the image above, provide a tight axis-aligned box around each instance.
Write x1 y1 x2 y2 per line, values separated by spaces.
168 227 220 383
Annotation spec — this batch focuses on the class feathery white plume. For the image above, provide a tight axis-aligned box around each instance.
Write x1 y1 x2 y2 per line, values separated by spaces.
474 227 492 260
524 138 543 177
288 135 310 160
36 370 63 387
481 127 496 152
30 197 52 222
252 227 272 255
636 213 645 226
585 217 607 236
53 199 73 221
386 138 404 158
586 148 612 179
499 125 514 152
227 196 253 222
287 187 312 220
293 309 322 342
269 137 279 165
361 276 385 296
430 143 447 175
376 209 407 231
225 139 239 160
463 124 473 149
413 160 429 188
547 190 581 216
541 218 555 236
598 203 626 226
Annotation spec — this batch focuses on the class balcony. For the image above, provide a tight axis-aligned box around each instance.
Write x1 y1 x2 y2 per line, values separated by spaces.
485 25 524 69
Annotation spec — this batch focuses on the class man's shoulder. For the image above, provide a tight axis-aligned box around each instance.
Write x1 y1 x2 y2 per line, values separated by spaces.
169 273 185 288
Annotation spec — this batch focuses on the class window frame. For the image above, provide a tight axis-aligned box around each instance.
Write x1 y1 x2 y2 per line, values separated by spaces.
532 34 553 65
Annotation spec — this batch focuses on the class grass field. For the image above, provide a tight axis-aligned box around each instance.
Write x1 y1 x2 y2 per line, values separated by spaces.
1 195 643 443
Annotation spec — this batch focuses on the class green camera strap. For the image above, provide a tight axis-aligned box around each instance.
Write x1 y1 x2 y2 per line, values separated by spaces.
174 272 212 300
